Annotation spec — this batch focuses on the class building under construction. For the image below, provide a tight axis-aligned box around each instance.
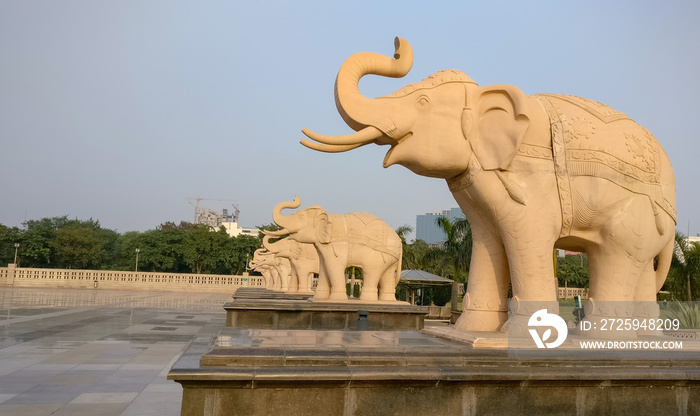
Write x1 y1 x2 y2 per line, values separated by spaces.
195 206 239 228
188 198 259 238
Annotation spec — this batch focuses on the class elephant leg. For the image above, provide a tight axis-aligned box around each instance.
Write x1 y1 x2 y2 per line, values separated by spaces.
313 264 331 300
506 241 560 336
578 193 664 337
634 261 663 336
580 246 645 339
280 272 289 292
359 268 381 301
288 269 299 293
378 265 398 301
588 247 640 302
454 229 510 331
328 273 349 300
489 204 561 336
299 269 311 293
324 259 348 301
271 269 281 290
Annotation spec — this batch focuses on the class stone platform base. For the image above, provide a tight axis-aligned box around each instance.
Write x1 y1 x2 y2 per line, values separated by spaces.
169 328 700 416
225 297 428 330
232 287 314 300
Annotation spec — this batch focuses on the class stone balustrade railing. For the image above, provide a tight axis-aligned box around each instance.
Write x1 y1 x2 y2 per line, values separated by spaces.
557 286 589 300
0 264 264 294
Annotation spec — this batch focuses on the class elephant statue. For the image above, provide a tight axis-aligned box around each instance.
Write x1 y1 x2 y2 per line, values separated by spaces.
264 197 403 302
249 249 276 289
301 38 676 333
263 231 319 293
249 248 293 292
262 235 320 294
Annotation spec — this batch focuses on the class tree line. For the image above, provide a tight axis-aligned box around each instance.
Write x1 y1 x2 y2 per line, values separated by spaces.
0 216 261 275
1 215 698 301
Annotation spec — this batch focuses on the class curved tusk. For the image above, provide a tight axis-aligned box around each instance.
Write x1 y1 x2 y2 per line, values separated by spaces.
262 229 290 237
301 126 384 145
300 139 367 153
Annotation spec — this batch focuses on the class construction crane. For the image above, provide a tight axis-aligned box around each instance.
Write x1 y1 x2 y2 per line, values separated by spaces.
186 197 239 224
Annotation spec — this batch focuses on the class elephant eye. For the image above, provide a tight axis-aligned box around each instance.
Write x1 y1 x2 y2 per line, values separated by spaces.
417 95 430 108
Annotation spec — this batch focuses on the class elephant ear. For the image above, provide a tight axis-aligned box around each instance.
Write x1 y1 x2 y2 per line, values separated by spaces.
471 84 530 170
314 212 332 244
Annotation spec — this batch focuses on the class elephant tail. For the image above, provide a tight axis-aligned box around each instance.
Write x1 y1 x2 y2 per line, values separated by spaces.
395 250 403 286
655 236 674 292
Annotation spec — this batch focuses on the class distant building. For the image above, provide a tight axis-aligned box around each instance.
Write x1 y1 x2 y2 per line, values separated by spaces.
416 208 465 245
195 207 259 238
219 221 259 238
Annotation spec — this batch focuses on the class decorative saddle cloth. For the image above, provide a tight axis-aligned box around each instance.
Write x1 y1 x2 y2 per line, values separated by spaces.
534 94 676 237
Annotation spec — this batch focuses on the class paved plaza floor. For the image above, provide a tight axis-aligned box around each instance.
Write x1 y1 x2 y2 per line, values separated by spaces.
0 287 231 416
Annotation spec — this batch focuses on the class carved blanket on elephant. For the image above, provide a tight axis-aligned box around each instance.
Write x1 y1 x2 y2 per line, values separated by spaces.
332 213 400 263
534 94 676 237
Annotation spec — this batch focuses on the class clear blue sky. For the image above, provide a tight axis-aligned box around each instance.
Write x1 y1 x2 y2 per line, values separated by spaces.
1 1 699 239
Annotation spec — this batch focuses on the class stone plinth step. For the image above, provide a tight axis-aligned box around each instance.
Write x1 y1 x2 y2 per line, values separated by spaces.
169 328 700 416
224 298 428 330
232 287 313 301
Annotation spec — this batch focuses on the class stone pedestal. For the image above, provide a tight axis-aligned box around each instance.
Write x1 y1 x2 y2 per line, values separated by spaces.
225 297 428 330
169 328 700 416
232 287 314 301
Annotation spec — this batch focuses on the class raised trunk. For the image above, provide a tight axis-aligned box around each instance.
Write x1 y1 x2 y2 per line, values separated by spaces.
262 235 275 252
272 196 302 230
334 37 413 132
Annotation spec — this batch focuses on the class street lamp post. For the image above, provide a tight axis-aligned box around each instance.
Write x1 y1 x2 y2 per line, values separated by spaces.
13 243 19 265
135 248 140 272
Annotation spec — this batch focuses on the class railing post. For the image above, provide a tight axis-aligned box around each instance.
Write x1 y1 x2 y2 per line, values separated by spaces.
7 264 16 286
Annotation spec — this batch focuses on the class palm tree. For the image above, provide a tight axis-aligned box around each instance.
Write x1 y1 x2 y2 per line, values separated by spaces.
423 216 472 308
426 217 472 276
668 232 700 301
395 224 413 270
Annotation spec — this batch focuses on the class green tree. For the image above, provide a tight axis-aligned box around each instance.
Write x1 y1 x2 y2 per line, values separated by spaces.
20 216 70 267
0 224 22 266
556 254 589 289
403 239 430 270
423 217 472 280
116 224 188 273
145 224 189 272
423 216 472 308
665 232 700 301
395 224 414 270
222 234 261 275
95 225 120 269
183 224 223 274
53 225 104 269
51 219 119 269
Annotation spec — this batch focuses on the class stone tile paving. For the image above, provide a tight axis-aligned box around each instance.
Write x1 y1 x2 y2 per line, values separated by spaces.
0 287 230 415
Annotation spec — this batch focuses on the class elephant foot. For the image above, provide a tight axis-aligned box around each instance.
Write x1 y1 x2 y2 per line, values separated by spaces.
313 289 330 301
453 309 507 332
378 292 396 301
358 292 378 301
634 301 663 337
329 291 349 301
508 297 560 338
454 293 508 331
